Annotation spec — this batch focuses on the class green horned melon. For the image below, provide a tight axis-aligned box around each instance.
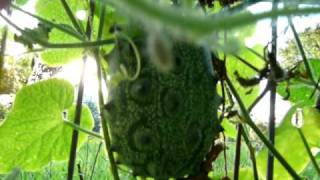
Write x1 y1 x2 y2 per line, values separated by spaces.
105 27 220 179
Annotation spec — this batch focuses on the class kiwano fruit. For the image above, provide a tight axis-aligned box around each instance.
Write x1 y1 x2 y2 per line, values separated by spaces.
105 27 220 179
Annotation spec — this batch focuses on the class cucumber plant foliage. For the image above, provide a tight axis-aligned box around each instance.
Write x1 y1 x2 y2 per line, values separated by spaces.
0 0 320 179
0 79 93 173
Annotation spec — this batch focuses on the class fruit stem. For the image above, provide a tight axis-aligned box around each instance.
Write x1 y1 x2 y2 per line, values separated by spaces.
60 0 85 36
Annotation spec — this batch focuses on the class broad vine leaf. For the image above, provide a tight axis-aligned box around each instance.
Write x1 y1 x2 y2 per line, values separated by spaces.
0 79 93 173
278 59 320 106
35 0 88 66
226 44 265 107
40 30 83 66
256 105 320 179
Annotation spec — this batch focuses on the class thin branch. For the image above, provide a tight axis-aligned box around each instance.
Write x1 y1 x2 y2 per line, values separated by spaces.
225 76 301 179
90 142 103 180
288 17 317 85
298 128 320 175
241 128 259 180
97 0 106 40
60 0 85 35
266 1 279 179
232 54 261 73
67 56 87 180
63 120 103 140
0 13 114 49
246 47 266 62
248 82 270 112
67 1 96 179
10 4 84 40
267 81 276 180
92 0 120 179
222 132 228 177
77 164 85 180
233 124 243 180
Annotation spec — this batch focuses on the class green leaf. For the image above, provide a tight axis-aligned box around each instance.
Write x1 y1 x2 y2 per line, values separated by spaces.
221 119 237 139
35 0 87 66
256 105 320 179
36 1 87 25
15 0 28 6
226 45 265 107
0 79 93 173
239 168 254 180
14 22 52 49
277 59 320 106
302 107 320 146
40 30 83 66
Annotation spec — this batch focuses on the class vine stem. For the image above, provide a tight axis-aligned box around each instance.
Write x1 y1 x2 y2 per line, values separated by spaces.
67 1 95 179
267 81 276 180
10 4 85 40
241 128 259 180
266 1 279 179
63 120 103 139
93 0 120 179
0 13 114 49
60 0 85 35
288 17 317 85
233 124 242 180
232 54 260 73
90 142 103 180
67 55 87 180
77 163 85 180
225 76 301 179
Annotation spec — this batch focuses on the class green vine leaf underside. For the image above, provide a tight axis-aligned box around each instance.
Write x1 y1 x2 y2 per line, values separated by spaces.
257 105 320 179
35 0 86 66
0 79 93 173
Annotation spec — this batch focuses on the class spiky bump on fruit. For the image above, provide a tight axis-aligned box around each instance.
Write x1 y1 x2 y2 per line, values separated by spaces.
105 27 220 179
